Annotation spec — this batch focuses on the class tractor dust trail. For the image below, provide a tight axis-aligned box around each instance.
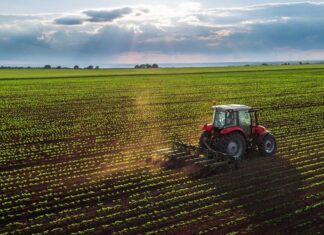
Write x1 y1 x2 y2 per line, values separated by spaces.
134 89 211 174
134 89 169 154
96 88 169 180
132 88 204 174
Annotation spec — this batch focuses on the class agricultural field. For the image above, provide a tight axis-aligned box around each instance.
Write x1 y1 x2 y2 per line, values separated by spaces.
0 65 323 234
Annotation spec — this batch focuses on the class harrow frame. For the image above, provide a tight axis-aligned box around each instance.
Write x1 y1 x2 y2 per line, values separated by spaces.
155 141 237 177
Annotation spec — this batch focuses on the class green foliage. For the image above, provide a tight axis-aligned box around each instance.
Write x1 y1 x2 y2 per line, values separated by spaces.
0 65 323 234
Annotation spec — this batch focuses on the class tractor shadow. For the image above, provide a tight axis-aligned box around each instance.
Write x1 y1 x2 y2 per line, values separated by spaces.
148 145 311 234
212 152 307 234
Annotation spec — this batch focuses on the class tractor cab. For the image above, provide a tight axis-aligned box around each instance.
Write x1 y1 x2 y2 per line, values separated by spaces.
210 104 264 138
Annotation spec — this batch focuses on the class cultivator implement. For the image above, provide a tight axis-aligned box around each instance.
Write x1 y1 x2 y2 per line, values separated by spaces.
151 141 236 177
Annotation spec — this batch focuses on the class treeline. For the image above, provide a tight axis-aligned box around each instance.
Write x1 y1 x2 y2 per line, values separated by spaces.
44 65 100 69
0 65 100 69
134 64 159 69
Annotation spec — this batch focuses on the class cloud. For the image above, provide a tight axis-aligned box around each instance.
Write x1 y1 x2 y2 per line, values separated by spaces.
52 7 147 26
226 20 324 52
54 16 85 25
1 2 324 65
0 14 41 23
84 7 133 22
0 26 49 60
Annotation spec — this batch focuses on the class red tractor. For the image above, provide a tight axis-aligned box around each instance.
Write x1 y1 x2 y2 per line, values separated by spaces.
199 104 277 164
153 104 277 176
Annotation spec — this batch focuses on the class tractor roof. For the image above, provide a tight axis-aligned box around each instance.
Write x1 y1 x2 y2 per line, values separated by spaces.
212 104 251 112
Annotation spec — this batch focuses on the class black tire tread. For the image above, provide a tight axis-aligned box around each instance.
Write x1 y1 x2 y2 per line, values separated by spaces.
258 133 277 156
215 132 246 169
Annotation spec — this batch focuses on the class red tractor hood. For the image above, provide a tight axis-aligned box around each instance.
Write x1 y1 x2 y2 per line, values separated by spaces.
202 123 214 132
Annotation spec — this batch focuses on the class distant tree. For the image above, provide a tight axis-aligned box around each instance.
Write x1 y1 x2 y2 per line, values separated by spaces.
57 66 61 69
261 63 268 66
86 65 94 69
299 61 303 65
44 65 51 69
135 64 159 69
74 65 79 69
95 66 99 69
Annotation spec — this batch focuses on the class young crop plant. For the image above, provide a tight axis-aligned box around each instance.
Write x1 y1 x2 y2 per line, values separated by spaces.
0 66 323 235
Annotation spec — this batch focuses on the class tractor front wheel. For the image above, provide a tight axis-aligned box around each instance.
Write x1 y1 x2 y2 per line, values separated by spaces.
258 133 277 156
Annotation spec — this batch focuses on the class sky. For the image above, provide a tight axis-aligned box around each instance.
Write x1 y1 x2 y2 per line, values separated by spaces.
1 1 324 66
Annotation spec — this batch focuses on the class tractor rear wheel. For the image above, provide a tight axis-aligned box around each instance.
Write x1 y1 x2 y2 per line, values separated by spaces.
258 133 277 156
216 132 246 169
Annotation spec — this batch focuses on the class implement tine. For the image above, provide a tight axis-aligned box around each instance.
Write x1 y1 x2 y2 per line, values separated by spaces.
173 140 197 153
169 140 237 175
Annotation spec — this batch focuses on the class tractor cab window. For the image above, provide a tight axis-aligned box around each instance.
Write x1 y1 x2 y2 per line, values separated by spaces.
214 111 225 128
239 111 251 136
214 111 237 129
225 111 237 127
239 111 251 126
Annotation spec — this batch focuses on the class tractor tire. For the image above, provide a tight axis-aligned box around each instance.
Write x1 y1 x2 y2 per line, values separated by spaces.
258 133 277 156
216 132 246 169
